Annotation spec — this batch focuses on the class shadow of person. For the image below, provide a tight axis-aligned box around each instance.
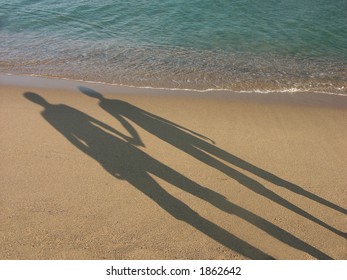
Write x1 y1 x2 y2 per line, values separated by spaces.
79 87 346 239
24 91 279 259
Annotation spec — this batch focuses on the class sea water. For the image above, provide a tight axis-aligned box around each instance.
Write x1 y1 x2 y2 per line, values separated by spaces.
1 0 346 94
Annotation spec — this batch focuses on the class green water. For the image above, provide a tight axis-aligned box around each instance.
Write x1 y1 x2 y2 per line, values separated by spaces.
1 0 346 93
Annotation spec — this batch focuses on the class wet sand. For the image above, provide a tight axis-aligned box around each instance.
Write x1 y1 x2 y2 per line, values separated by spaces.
0 75 346 259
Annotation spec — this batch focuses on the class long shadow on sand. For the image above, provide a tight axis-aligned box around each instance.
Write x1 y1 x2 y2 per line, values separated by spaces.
25 92 334 259
78 87 346 240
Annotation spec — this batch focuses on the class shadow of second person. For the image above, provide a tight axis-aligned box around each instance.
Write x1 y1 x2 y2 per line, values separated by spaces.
78 87 346 237
24 91 273 259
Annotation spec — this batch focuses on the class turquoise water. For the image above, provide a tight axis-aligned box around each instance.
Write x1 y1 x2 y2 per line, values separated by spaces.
1 0 346 94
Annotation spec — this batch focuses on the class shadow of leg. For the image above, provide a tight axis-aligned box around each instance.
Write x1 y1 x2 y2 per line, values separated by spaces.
202 143 347 215
188 147 345 238
153 163 333 259
127 172 274 260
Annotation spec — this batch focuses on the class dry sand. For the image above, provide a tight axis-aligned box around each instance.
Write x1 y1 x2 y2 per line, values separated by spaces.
0 75 346 259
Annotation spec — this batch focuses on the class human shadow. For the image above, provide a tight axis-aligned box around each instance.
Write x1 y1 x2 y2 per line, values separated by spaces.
24 92 279 259
79 87 346 239
24 92 334 259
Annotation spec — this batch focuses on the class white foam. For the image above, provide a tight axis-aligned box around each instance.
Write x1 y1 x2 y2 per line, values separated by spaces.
3 72 347 97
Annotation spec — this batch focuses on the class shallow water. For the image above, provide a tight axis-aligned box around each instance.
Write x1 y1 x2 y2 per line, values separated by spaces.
1 0 346 94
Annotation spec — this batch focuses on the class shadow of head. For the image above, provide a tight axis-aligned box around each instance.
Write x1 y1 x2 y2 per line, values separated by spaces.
78 86 131 107
78 86 104 100
24 92 50 107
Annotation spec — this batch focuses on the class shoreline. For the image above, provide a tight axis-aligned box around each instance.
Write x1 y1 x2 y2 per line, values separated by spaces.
1 73 347 109
1 72 347 98
1 74 346 259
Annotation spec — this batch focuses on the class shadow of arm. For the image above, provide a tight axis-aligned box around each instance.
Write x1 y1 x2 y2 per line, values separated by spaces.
90 116 144 147
144 111 215 144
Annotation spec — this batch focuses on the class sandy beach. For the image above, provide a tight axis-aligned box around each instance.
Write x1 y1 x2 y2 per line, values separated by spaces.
0 75 346 259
